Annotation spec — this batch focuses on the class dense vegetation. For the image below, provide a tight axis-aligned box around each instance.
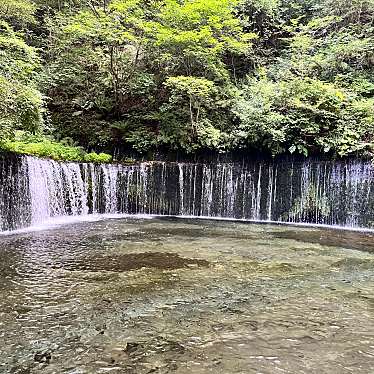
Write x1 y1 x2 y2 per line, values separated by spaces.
0 0 373 159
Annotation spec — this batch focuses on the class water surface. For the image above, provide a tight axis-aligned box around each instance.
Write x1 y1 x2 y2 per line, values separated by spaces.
1 217 374 373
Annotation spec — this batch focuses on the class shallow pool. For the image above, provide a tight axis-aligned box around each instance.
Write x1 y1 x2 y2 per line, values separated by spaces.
1 217 374 373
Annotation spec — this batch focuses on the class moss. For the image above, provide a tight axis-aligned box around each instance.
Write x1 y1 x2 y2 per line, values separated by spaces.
282 184 331 221
84 152 112 163
1 132 112 163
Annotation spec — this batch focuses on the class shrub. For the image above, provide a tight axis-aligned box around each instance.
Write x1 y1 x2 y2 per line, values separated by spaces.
84 152 112 163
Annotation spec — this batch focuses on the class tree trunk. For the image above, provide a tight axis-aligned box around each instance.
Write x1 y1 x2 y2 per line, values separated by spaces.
110 46 120 117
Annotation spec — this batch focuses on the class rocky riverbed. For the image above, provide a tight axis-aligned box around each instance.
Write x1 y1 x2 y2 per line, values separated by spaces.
1 217 374 373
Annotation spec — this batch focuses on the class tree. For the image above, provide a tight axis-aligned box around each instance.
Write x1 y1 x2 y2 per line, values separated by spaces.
42 0 254 153
0 21 43 143
0 0 372 158
150 0 255 81
0 0 36 28
231 0 374 157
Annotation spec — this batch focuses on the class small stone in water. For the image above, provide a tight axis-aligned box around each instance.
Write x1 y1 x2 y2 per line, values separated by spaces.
124 342 140 354
34 351 51 364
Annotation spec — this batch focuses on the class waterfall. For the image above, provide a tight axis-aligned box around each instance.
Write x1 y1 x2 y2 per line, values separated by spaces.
178 164 184 215
0 153 373 232
0 153 30 231
26 157 89 223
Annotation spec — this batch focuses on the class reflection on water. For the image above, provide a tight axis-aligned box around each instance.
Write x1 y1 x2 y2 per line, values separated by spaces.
0 217 374 373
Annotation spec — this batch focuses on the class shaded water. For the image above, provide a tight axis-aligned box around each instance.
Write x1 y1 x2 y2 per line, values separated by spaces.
1 217 374 373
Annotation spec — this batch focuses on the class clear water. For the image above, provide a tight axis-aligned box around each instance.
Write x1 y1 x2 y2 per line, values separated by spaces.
1 217 374 373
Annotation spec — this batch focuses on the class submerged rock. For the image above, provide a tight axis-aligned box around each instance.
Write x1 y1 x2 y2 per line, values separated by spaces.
275 229 374 253
9 365 32 374
33 350 51 364
330 258 374 270
124 342 140 354
56 252 209 272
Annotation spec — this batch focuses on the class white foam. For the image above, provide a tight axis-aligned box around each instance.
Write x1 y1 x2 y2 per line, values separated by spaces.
1 213 373 236
0 213 154 236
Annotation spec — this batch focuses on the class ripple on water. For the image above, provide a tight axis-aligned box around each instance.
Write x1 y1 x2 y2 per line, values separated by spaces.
0 218 374 374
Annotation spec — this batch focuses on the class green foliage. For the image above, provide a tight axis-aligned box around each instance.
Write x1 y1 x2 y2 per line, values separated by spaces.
150 0 255 80
83 152 113 163
3 132 113 162
159 75 231 152
122 125 159 154
0 21 44 139
4 139 85 161
40 0 253 154
0 0 36 27
233 74 374 156
163 76 215 131
0 0 373 159
230 0 374 157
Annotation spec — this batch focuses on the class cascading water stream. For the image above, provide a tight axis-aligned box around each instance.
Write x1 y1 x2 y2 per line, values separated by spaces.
0 153 373 232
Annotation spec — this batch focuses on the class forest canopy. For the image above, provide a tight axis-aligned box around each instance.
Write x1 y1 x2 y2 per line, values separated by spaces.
0 0 373 159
